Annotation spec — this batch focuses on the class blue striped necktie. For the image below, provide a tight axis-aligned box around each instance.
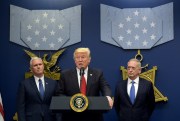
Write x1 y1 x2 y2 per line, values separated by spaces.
39 79 44 99
130 80 135 104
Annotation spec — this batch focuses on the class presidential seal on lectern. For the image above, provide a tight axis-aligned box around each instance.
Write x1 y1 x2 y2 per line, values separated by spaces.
70 93 88 112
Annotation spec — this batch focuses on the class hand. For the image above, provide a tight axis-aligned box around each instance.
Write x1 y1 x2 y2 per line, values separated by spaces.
106 96 113 109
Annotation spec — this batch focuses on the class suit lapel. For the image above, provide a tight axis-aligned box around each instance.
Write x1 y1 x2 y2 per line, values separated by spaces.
134 79 143 104
72 69 81 92
123 80 132 105
86 68 93 95
43 78 49 101
29 77 42 101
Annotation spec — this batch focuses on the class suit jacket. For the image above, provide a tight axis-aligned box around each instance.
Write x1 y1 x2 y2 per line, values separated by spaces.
17 76 60 121
114 78 155 121
59 68 112 121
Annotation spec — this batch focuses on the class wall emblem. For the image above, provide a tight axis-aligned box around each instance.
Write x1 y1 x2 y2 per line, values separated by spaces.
121 50 168 102
24 49 65 80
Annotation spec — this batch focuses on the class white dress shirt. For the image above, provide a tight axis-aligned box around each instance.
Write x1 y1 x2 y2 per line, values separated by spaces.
34 75 45 91
127 77 139 98
76 67 88 88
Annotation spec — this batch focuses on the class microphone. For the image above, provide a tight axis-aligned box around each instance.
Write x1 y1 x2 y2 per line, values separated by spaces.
79 67 85 76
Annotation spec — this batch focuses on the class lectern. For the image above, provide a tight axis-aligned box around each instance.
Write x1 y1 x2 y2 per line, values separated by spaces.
50 96 111 112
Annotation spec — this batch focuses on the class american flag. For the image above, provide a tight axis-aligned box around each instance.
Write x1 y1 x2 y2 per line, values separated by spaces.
0 93 4 121
101 3 174 49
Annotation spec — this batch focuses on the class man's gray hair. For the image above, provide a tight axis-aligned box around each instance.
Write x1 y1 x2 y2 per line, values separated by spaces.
128 58 141 68
30 57 42 67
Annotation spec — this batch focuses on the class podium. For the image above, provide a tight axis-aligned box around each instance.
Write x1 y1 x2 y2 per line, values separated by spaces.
50 96 111 112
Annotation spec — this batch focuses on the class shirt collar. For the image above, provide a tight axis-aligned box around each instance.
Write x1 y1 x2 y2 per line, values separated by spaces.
76 67 88 75
34 75 44 82
128 76 139 84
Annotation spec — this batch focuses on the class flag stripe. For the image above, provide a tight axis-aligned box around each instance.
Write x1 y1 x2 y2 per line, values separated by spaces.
0 93 4 121
0 104 4 118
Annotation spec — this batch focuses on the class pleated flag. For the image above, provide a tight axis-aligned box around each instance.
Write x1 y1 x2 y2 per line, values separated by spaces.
0 93 4 121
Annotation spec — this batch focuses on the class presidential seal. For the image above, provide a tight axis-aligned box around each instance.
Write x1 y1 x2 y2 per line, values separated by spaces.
70 93 88 112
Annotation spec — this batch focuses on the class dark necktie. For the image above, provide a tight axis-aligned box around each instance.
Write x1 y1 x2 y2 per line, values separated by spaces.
80 75 86 95
39 79 44 99
130 80 135 104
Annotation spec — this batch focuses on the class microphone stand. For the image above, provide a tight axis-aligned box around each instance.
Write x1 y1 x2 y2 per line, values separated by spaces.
80 67 85 90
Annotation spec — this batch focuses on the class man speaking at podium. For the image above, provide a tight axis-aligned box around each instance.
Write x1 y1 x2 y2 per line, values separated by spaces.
59 47 113 121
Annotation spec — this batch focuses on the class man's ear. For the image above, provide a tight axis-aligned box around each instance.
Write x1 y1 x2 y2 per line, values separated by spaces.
29 67 32 72
88 57 91 63
139 68 142 74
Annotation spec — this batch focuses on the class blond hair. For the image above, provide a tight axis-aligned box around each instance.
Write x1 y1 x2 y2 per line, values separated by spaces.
73 47 91 59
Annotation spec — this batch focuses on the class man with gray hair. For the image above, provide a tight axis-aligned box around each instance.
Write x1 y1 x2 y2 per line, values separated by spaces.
17 57 60 121
114 58 155 121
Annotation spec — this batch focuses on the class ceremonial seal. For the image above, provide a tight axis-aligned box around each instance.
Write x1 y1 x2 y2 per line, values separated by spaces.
70 93 88 112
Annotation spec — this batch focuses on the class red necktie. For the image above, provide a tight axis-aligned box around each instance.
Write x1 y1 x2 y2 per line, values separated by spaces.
80 75 86 95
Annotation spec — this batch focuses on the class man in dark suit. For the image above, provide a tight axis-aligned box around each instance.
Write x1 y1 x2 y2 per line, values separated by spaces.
17 57 60 121
59 47 113 121
114 58 155 121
